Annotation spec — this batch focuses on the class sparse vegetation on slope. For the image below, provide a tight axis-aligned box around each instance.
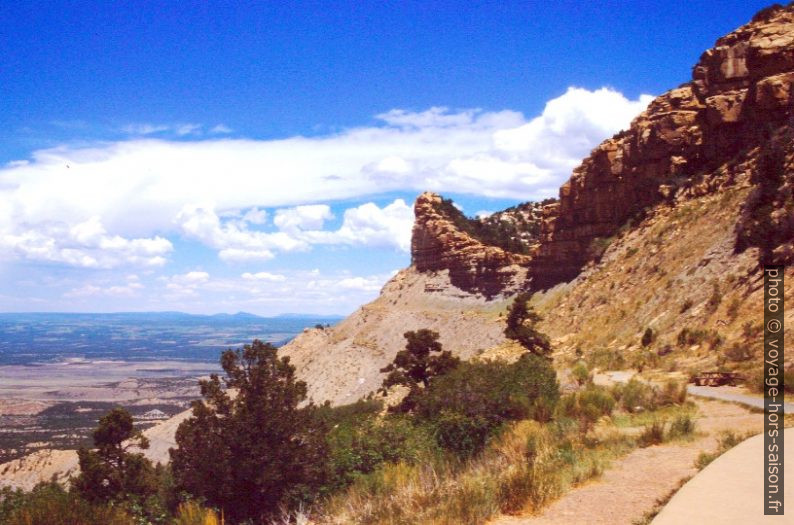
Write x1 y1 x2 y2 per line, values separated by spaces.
316 382 692 524
433 197 548 255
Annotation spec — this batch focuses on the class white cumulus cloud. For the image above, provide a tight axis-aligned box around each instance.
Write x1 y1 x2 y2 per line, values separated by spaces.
1 216 172 269
273 205 334 233
305 199 414 252
0 87 651 269
177 204 308 262
241 271 287 282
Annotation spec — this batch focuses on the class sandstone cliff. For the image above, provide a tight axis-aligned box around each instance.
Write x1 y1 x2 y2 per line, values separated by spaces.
411 192 535 297
408 5 794 294
532 4 794 288
286 5 794 403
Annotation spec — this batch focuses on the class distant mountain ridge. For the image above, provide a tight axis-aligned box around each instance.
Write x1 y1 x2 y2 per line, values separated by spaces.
0 311 343 322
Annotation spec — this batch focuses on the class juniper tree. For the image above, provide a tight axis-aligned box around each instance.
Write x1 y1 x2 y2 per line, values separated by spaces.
380 329 460 391
379 329 460 413
505 293 552 358
170 340 328 523
72 408 156 504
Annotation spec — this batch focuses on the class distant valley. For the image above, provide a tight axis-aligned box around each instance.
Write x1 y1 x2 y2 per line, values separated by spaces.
0 312 340 463
0 311 342 366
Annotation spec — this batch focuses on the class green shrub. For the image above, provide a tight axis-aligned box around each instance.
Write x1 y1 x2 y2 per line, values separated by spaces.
680 298 694 313
558 385 616 433
677 328 722 349
325 412 438 491
742 321 762 339
639 420 666 447
614 379 656 413
726 297 741 319
631 350 661 373
656 380 688 406
587 348 627 370
723 343 753 362
614 379 689 414
433 411 493 458
668 414 695 439
413 354 560 455
571 361 592 386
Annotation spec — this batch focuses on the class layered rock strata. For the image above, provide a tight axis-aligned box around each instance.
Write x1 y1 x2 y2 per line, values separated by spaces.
411 192 533 297
531 5 794 287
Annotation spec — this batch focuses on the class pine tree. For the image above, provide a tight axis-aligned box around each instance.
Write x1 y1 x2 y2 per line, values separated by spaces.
380 329 460 391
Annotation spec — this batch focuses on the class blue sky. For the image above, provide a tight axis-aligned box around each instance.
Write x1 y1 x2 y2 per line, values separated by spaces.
0 1 773 315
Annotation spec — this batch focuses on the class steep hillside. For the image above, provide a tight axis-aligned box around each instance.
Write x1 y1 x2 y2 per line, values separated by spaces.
534 184 793 375
280 267 509 405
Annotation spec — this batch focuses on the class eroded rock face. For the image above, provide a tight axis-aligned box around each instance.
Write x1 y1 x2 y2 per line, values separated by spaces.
410 6 794 294
531 5 794 288
411 192 532 297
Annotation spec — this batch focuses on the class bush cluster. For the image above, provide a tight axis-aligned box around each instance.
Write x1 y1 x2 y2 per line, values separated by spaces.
677 327 722 349
0 328 563 524
612 379 687 413
412 354 560 456
558 384 616 432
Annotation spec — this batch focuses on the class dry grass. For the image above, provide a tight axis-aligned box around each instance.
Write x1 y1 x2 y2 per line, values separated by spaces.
694 429 755 470
173 501 221 525
316 419 637 525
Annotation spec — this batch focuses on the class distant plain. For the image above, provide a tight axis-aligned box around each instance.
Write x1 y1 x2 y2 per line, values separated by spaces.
0 312 339 462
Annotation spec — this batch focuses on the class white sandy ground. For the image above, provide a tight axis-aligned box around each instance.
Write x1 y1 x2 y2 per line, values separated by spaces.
652 428 793 524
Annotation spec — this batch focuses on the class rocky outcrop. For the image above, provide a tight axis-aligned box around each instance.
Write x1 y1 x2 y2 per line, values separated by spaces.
531 5 794 288
409 7 794 294
411 192 533 297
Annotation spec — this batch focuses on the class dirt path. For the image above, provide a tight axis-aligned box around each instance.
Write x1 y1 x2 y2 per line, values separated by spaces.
652 428 792 524
488 399 764 525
